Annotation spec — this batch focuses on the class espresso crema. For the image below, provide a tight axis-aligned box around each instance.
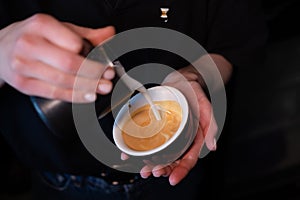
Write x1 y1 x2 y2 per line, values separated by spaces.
121 100 182 151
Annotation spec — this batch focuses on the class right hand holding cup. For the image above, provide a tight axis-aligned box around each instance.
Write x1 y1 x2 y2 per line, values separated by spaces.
140 66 218 185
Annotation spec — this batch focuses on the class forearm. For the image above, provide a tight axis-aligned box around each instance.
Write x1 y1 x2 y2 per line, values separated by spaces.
163 53 232 91
189 53 233 90
208 54 232 84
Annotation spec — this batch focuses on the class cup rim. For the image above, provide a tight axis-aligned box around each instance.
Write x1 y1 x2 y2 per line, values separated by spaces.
113 85 189 156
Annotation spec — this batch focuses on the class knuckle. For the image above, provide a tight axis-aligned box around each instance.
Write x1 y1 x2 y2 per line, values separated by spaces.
13 77 32 95
10 57 25 72
46 71 58 83
49 87 60 100
14 34 34 53
49 87 72 102
61 56 77 73
59 75 75 88
27 14 52 30
11 76 24 89
53 73 65 85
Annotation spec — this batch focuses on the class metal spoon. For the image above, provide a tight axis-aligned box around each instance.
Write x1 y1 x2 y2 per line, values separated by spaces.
98 47 161 121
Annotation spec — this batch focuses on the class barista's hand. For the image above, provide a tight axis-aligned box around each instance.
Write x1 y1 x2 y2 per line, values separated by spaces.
0 14 115 102
139 66 218 186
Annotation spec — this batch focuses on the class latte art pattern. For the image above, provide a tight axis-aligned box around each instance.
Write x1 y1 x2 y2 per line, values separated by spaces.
121 101 182 151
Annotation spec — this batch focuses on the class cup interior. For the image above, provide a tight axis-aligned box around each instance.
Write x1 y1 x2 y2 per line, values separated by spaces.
113 86 188 156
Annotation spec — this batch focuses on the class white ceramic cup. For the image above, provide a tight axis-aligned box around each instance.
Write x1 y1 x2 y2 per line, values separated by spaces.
113 86 196 164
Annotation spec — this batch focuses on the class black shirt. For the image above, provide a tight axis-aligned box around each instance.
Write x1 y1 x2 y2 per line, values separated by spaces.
0 0 268 175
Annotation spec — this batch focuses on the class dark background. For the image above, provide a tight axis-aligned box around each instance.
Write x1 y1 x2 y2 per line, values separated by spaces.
1 0 300 199
221 0 300 199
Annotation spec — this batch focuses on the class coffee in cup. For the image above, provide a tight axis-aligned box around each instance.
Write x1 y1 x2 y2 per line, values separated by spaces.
121 100 182 151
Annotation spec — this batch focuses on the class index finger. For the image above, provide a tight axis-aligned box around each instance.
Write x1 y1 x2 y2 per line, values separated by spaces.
25 14 82 53
168 127 205 186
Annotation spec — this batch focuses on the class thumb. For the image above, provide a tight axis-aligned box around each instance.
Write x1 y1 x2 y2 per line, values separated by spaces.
64 23 115 45
85 26 115 45
204 115 218 151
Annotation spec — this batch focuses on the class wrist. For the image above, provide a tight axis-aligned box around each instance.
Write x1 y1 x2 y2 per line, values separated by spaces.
191 54 233 91
177 66 207 89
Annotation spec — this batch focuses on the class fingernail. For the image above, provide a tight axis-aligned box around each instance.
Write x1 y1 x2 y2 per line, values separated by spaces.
84 93 96 102
212 138 217 151
98 84 111 93
153 171 161 178
169 178 177 186
141 174 149 179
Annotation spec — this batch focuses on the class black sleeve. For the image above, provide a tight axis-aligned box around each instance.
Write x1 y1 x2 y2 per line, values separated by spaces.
206 0 269 67
0 85 108 176
0 1 41 29
0 3 9 29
